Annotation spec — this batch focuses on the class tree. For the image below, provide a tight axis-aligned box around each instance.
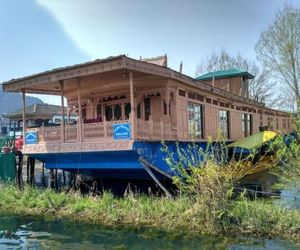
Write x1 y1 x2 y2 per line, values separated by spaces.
195 49 276 107
255 7 300 112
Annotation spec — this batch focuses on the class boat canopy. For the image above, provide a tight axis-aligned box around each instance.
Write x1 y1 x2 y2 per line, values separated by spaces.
228 131 277 150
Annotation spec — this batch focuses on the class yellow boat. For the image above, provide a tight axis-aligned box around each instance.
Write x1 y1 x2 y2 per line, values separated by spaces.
228 131 278 176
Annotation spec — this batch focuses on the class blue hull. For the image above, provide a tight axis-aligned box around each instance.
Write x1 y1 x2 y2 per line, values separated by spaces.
29 141 209 180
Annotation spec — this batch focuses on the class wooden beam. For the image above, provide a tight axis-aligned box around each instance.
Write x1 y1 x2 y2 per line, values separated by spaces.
60 80 65 143
22 89 26 143
129 72 135 139
77 78 83 142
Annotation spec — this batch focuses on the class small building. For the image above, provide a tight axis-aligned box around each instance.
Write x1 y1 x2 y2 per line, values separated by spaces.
3 103 77 134
196 68 254 98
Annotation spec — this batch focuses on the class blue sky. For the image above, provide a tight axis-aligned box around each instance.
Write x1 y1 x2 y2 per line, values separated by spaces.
1 0 300 104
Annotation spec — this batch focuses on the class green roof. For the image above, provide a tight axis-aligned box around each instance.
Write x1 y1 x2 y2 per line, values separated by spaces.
196 68 254 81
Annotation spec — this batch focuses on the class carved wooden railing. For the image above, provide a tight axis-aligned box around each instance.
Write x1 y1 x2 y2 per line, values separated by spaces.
66 124 78 141
26 118 178 143
26 119 132 144
136 119 178 141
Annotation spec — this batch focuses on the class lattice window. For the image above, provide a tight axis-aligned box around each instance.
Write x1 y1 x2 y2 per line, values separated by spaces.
114 104 122 120
124 103 131 119
105 106 113 121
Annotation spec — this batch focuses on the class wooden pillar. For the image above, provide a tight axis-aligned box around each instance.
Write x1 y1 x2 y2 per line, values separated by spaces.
77 79 83 142
101 101 107 138
129 72 135 139
22 89 26 142
60 81 65 143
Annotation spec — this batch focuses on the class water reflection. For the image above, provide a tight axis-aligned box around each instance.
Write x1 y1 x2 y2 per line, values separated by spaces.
0 213 299 249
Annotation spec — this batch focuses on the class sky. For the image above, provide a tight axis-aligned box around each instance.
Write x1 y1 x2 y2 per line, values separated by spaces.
1 0 300 104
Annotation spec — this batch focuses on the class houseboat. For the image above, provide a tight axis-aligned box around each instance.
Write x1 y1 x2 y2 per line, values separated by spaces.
1 55 293 181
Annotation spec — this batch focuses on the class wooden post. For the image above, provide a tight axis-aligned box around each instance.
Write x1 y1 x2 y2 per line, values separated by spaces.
60 81 65 143
50 169 55 188
77 79 83 142
42 162 46 187
149 116 153 139
22 89 26 142
41 122 45 142
26 157 30 183
29 157 35 186
129 72 135 139
55 169 58 191
175 89 180 140
160 119 164 138
102 102 107 138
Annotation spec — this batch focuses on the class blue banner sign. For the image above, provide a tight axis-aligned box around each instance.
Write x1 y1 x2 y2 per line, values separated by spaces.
25 131 38 144
112 123 131 140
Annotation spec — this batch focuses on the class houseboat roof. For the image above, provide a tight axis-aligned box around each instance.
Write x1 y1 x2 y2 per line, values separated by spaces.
1 55 265 109
3 104 67 119
196 68 254 81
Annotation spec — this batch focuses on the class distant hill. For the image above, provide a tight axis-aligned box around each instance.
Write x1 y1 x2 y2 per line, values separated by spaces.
0 87 43 116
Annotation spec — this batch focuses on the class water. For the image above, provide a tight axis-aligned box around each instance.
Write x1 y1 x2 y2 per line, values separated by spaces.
0 213 299 249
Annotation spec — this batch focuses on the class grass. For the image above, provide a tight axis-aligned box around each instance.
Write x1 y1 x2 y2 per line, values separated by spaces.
0 184 299 241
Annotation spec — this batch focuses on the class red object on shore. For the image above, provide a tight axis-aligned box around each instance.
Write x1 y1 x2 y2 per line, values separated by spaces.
15 136 23 151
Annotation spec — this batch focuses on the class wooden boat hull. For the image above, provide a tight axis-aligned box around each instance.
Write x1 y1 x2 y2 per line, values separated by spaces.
29 141 209 180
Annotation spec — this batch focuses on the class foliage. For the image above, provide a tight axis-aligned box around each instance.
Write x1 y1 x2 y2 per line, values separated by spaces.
162 141 261 231
255 6 300 112
0 184 299 241
270 129 300 191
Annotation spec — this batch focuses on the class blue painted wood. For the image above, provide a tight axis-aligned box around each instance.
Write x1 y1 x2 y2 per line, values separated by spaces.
29 141 211 180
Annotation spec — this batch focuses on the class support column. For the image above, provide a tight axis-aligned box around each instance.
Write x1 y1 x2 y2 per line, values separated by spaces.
22 89 26 143
77 78 83 142
60 81 65 143
129 72 135 139
101 100 107 138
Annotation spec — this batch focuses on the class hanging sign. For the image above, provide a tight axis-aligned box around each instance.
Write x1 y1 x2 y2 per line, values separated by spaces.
25 131 38 144
112 123 131 140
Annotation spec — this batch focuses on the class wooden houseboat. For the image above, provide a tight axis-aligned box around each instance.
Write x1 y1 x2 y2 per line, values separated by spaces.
1 55 293 180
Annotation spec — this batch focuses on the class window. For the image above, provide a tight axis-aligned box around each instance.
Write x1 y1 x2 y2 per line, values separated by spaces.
276 118 279 130
114 104 122 120
219 110 229 138
97 104 102 118
164 101 167 115
137 104 141 119
188 92 196 99
82 107 87 120
188 102 203 139
144 98 151 121
105 105 113 121
282 119 287 129
242 113 252 137
267 117 274 130
179 89 186 97
124 103 131 119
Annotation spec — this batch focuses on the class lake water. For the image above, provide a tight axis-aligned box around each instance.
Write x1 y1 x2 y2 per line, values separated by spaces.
0 212 299 250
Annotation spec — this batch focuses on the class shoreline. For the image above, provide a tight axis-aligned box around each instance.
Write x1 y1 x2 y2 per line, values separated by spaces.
0 184 299 242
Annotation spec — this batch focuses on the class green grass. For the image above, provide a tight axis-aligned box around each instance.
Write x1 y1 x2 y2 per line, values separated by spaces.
0 184 299 241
